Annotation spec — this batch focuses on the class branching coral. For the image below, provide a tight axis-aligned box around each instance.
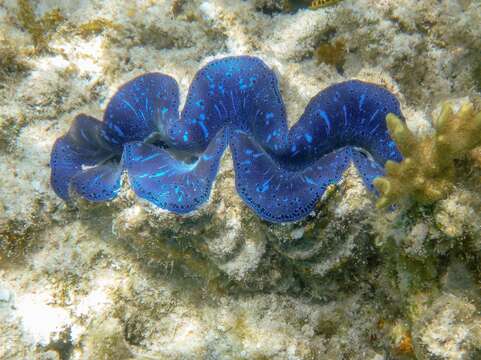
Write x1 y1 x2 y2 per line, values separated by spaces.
374 102 481 208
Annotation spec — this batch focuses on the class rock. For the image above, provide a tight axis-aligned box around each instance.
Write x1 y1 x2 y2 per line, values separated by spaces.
412 293 481 360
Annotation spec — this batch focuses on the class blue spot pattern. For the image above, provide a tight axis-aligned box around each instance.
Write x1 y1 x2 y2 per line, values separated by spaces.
50 56 403 223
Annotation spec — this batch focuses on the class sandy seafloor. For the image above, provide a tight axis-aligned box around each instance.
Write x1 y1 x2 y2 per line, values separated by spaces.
0 0 481 359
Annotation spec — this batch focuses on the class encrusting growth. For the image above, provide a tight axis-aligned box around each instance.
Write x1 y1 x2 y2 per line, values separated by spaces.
374 102 481 208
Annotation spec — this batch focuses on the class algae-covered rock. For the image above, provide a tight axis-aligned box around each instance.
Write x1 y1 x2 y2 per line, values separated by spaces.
412 293 481 360
111 163 380 297
81 317 133 360
111 160 291 292
434 189 481 246
265 165 377 297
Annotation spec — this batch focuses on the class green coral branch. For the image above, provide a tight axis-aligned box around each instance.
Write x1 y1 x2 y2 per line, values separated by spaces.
374 102 481 208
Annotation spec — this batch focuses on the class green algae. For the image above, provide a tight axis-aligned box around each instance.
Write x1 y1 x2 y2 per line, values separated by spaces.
0 38 29 80
82 317 133 360
473 62 481 93
76 19 123 39
0 219 37 262
0 113 28 152
17 0 64 52
314 39 347 68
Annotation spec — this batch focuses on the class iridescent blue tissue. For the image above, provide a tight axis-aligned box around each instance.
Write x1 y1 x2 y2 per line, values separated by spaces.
50 56 403 222
50 73 179 202
50 114 121 201
123 129 228 213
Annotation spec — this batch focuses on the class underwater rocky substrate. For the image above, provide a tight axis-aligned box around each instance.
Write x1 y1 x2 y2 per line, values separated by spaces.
60 160 481 359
